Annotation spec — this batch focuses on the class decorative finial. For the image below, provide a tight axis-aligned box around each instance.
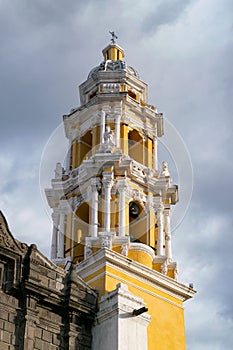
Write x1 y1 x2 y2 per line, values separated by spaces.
109 31 118 44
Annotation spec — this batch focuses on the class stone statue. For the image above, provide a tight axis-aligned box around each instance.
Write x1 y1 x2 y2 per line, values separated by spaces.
161 161 170 177
104 125 114 144
54 162 63 179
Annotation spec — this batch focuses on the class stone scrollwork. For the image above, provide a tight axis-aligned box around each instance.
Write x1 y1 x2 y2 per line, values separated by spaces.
132 189 146 206
84 245 93 259
156 202 164 214
174 266 178 280
146 196 155 212
121 243 129 256
161 261 168 275
0 223 16 250
101 236 112 249
73 195 84 211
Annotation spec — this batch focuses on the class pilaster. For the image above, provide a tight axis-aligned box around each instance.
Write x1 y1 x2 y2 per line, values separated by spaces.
157 203 164 256
102 172 114 233
164 208 172 262
90 178 100 238
51 210 60 259
23 295 39 350
116 178 128 237
92 283 150 350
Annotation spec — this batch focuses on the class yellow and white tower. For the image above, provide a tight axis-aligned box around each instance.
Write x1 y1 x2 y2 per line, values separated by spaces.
46 34 195 350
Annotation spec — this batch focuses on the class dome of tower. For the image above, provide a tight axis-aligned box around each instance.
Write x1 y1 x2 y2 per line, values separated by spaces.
87 61 139 79
87 41 139 79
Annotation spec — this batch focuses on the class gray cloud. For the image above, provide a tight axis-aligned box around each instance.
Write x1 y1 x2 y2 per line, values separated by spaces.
142 0 194 34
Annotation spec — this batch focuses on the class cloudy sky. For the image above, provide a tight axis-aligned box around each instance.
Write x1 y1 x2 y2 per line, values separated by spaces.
1 0 233 348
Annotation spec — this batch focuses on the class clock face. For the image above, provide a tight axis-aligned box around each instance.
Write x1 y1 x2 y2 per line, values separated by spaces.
129 201 140 219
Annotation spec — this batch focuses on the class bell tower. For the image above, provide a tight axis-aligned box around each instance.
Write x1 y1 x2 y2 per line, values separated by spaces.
45 34 195 350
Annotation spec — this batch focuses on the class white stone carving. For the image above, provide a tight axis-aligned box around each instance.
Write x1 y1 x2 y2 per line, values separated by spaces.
101 235 112 249
160 161 170 177
102 173 114 233
121 243 129 256
54 162 63 180
104 125 114 145
84 245 93 259
102 83 121 92
51 211 60 259
116 178 128 237
157 202 164 256
161 261 168 275
164 208 172 262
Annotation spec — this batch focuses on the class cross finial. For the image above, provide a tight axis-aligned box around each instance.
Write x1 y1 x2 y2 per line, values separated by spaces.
109 31 118 44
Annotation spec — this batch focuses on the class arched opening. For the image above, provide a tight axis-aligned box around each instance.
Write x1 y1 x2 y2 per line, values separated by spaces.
80 130 92 161
72 203 90 263
128 129 143 163
129 201 147 244
70 130 93 169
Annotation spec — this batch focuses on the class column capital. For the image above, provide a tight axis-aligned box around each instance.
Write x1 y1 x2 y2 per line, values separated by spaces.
115 113 121 121
164 208 171 216
102 172 114 187
157 202 164 213
58 199 71 214
90 177 101 190
52 210 60 221
116 177 128 191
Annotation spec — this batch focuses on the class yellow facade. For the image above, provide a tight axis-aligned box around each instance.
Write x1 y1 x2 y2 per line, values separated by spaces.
77 249 191 350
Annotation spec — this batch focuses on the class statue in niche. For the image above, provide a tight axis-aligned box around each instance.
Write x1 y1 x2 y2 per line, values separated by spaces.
103 125 115 152
104 125 113 143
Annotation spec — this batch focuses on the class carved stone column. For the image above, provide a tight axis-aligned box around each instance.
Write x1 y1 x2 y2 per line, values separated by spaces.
115 114 120 148
100 111 106 144
51 210 60 259
117 178 127 237
146 196 156 247
71 212 76 257
58 212 65 258
157 203 164 256
153 135 158 171
102 174 113 233
164 208 172 262
91 178 99 237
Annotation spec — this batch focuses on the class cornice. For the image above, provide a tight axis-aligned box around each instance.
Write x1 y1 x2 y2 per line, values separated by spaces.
76 248 196 302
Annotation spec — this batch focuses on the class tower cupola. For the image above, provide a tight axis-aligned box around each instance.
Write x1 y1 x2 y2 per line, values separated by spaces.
102 43 125 61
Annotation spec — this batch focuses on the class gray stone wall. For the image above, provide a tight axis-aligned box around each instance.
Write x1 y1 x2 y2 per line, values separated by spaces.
0 211 97 350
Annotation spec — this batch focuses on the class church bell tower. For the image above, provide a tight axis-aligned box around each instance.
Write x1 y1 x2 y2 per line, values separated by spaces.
46 33 195 350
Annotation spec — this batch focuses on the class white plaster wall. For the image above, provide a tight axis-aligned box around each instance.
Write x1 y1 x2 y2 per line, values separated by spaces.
92 283 150 350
